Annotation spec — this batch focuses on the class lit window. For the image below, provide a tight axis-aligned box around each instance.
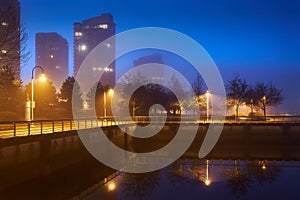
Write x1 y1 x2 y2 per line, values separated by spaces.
1 50 7 54
98 24 108 29
98 67 102 71
104 43 111 48
56 66 60 69
79 45 87 51
1 22 8 26
75 32 82 37
109 69 113 72
93 67 96 71
50 54 54 58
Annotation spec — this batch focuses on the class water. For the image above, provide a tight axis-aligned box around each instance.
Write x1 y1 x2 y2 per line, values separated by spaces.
76 159 300 200
2 124 300 199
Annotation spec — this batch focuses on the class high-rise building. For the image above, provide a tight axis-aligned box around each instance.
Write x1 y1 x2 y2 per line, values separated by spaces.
35 32 69 89
133 54 164 83
0 0 21 79
73 13 116 86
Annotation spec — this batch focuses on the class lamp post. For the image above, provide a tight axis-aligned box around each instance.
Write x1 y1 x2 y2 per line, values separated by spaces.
250 98 254 113
262 95 267 118
206 90 210 122
104 88 114 118
31 66 46 121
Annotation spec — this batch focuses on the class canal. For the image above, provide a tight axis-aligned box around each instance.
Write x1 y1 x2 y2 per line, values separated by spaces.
1 124 300 199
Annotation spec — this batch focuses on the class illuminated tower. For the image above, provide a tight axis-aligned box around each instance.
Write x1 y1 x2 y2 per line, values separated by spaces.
35 32 69 89
0 0 21 79
73 13 116 86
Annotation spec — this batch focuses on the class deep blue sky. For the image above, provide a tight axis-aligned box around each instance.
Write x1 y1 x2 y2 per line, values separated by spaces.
20 0 300 113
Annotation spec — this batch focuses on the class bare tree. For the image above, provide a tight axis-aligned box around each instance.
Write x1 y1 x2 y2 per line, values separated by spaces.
192 74 204 96
190 74 206 114
252 82 284 117
226 75 248 119
59 76 83 118
0 2 29 79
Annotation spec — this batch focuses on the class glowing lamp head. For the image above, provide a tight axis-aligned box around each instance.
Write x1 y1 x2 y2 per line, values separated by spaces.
108 89 114 95
107 182 116 191
205 179 211 186
39 73 47 82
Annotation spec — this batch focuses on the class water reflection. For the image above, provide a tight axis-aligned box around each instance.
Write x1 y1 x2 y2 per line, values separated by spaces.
81 159 293 200
223 160 281 198
121 171 160 199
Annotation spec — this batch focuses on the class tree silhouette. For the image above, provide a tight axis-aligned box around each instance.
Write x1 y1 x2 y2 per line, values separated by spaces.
0 65 23 119
192 74 204 96
224 160 252 198
26 79 58 119
246 160 281 185
122 171 160 200
59 76 83 118
86 81 106 117
189 74 206 115
0 3 29 78
252 82 284 117
118 73 177 117
168 74 187 115
226 75 248 119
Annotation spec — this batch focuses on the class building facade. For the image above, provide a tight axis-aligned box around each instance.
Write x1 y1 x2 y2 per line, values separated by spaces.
0 0 21 79
133 54 164 84
73 13 116 86
35 32 69 89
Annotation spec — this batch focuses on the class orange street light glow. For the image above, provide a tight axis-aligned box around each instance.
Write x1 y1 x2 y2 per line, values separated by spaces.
107 181 116 191
205 179 211 186
108 88 114 95
39 73 47 82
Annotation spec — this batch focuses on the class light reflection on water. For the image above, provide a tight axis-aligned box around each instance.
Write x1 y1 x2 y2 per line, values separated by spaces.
79 159 300 200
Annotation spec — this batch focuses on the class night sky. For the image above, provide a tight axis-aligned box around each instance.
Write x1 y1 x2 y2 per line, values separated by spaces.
20 0 300 114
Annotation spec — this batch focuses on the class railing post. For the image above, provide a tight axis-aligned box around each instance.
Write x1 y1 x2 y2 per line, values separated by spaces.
85 120 87 128
40 121 43 134
62 120 64 132
91 119 93 128
27 122 30 136
13 122 16 137
77 120 80 130
52 121 55 133
70 120 72 130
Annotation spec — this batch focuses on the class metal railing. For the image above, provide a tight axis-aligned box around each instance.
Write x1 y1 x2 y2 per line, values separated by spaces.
0 115 300 139
0 118 132 139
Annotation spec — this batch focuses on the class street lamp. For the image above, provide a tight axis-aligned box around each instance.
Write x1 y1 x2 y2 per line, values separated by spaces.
31 66 46 121
250 98 254 113
104 88 114 118
262 95 267 118
206 90 210 122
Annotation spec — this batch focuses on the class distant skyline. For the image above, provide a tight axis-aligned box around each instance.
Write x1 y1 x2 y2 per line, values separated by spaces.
20 0 300 113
